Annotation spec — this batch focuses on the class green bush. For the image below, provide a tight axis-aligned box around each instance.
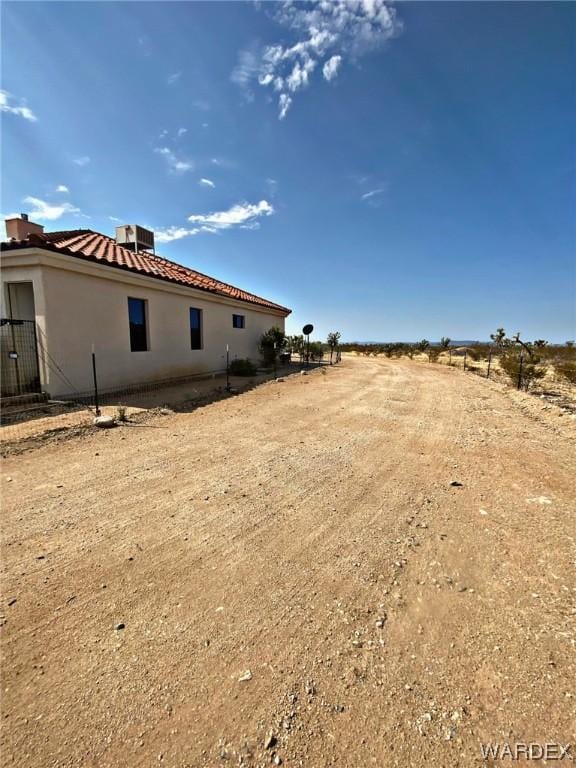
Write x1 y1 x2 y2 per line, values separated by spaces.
229 358 257 376
308 341 325 361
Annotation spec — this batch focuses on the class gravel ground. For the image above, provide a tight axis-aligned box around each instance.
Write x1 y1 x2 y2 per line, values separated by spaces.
1 357 575 767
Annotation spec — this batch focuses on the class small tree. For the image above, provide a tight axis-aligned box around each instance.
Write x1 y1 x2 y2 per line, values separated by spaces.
417 339 430 354
500 334 545 390
287 334 305 361
533 339 548 349
259 327 287 368
439 337 451 350
327 331 341 364
490 328 507 347
512 332 535 359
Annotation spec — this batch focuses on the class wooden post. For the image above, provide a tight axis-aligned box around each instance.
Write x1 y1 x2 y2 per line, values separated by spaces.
91 344 100 416
226 344 231 392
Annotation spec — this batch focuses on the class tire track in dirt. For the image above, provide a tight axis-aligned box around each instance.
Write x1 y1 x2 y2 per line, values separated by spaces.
1 358 574 768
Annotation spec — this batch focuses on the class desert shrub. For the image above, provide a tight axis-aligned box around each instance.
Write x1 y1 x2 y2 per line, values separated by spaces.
499 352 546 391
450 346 479 360
472 343 491 360
287 334 305 357
554 360 576 385
229 358 257 376
308 341 325 361
259 327 287 366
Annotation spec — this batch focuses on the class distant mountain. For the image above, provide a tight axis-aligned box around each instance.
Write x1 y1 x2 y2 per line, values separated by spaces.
346 340 485 346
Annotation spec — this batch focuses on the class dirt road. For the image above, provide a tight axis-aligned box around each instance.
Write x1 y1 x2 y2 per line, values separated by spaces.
2 358 575 767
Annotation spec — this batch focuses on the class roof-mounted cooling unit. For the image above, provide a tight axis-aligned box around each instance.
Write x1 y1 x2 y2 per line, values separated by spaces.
115 224 155 253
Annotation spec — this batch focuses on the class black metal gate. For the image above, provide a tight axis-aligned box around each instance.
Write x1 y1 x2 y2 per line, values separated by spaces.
1 319 41 397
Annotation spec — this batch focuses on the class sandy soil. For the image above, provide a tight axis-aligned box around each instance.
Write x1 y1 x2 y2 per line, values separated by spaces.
0 366 298 450
1 357 575 767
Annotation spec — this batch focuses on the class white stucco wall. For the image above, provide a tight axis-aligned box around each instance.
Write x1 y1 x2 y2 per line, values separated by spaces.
1 248 288 397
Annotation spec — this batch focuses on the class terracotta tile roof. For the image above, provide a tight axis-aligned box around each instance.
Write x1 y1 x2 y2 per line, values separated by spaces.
2 229 291 315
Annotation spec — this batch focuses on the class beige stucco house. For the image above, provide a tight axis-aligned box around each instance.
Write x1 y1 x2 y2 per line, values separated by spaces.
1 216 290 398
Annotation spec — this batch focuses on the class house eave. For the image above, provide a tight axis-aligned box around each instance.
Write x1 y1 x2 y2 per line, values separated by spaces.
0 244 291 317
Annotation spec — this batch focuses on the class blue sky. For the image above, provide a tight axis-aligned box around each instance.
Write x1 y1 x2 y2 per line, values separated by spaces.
2 1 574 342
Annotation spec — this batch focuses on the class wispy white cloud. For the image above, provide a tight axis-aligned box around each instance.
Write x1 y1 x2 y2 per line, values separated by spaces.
199 178 215 188
0 90 37 122
154 146 193 173
109 216 122 223
286 56 316 92
56 185 69 193
167 71 182 86
191 98 211 112
209 156 237 170
323 54 342 82
155 200 275 243
266 178 279 198
361 188 385 200
278 93 292 120
231 49 259 92
353 174 388 206
154 226 197 243
361 184 388 208
233 1 400 119
137 35 152 57
73 155 90 167
159 127 188 141
22 196 80 221
188 200 274 231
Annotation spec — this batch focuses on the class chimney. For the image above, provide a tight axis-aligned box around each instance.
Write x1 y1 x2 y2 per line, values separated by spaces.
5 214 45 241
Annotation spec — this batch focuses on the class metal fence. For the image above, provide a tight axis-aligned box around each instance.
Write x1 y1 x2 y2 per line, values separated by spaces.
0 319 41 397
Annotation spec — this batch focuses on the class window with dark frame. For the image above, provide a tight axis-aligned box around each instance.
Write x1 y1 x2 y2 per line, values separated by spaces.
232 314 245 329
128 297 148 352
190 307 202 349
